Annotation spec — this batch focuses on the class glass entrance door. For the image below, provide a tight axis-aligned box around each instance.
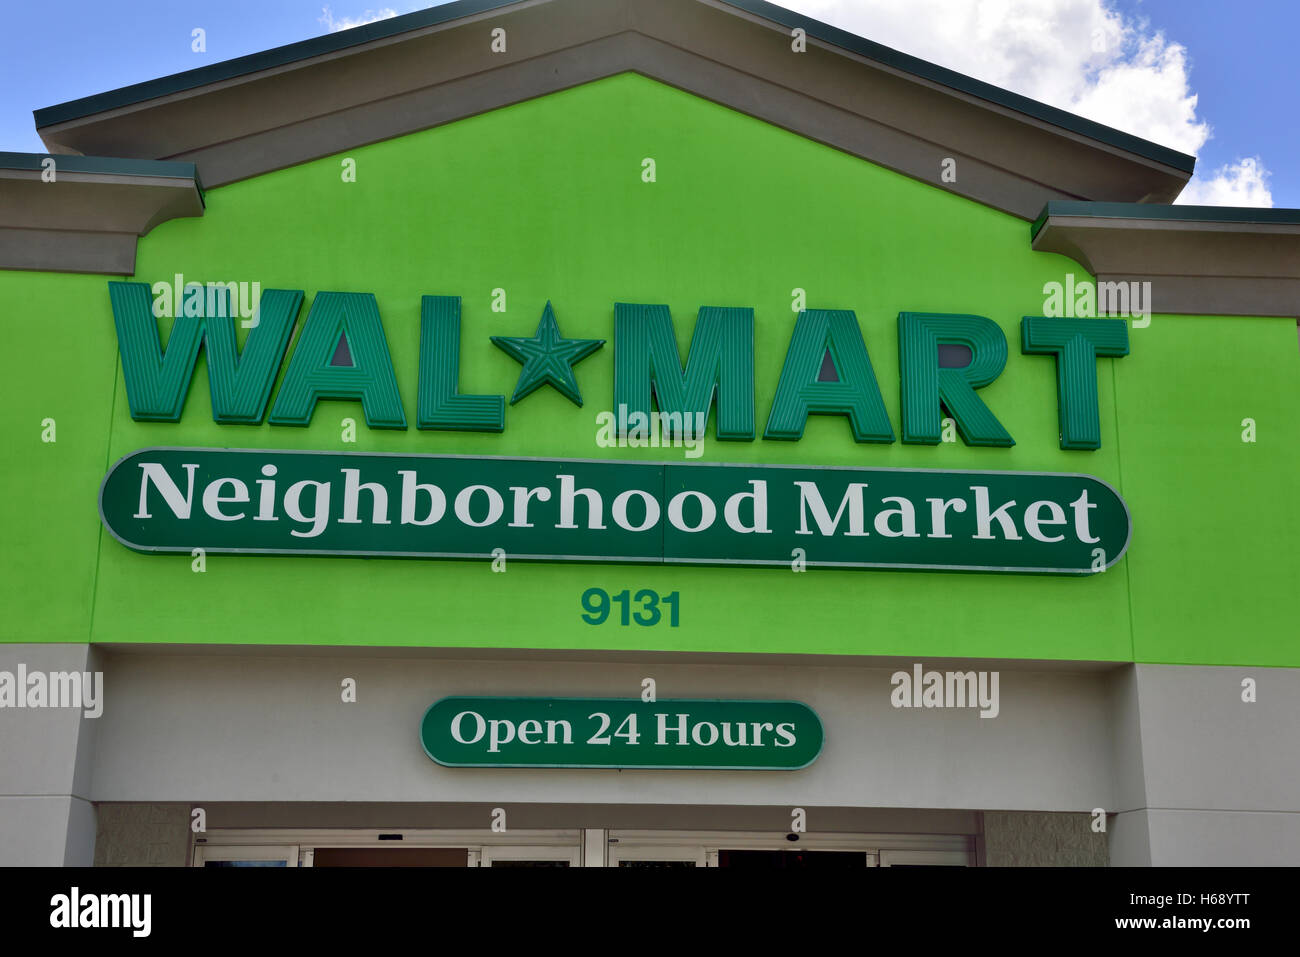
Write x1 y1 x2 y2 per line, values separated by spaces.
604 831 973 867
191 829 582 867
194 845 299 867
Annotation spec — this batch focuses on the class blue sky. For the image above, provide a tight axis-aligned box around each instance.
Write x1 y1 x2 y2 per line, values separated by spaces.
1113 0 1297 205
1 0 1295 206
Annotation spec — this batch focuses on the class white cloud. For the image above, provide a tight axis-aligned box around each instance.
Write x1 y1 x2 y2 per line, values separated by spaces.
319 5 398 33
782 0 1272 207
1175 157 1273 207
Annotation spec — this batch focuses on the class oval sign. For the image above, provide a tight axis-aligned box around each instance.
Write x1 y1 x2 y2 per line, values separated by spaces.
99 447 1131 575
419 697 824 770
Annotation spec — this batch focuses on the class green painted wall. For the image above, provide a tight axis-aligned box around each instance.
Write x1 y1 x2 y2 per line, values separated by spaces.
0 272 117 642
1 73 1296 666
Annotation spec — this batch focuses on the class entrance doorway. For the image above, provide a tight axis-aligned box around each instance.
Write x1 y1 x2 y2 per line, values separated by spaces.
192 828 971 867
605 831 971 867
191 829 583 867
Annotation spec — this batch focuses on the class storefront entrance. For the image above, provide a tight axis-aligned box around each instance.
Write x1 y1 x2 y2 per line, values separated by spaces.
192 829 972 867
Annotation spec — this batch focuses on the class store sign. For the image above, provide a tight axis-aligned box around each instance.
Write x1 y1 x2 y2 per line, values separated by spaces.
419 697 824 769
99 447 1131 574
108 283 1130 451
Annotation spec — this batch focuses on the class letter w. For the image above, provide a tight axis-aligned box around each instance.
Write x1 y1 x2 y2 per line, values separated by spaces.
109 282 302 423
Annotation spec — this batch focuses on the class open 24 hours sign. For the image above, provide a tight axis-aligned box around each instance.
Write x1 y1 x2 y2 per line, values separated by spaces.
419 697 824 770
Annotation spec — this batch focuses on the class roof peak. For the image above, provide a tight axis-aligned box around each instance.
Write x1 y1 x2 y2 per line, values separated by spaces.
35 0 1193 174
32 0 1193 217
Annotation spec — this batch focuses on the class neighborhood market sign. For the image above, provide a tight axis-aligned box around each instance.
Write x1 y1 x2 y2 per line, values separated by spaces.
419 697 824 769
99 448 1131 574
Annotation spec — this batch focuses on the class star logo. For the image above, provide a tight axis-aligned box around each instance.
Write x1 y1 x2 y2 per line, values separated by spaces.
491 301 604 406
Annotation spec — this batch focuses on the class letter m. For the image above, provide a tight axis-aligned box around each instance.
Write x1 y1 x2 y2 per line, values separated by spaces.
794 481 870 536
205 281 238 318
101 894 129 928
946 671 977 708
614 303 754 440
1096 281 1130 317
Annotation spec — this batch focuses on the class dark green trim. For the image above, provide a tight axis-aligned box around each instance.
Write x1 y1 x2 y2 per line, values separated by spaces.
1031 200 1300 240
720 0 1194 174
0 151 204 210
0 151 200 185
34 0 521 128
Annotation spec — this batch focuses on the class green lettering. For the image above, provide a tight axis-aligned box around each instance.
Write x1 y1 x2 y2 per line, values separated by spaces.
417 295 505 432
613 303 754 439
1021 316 1129 450
268 291 406 429
763 309 893 443
898 312 1013 447
109 281 302 424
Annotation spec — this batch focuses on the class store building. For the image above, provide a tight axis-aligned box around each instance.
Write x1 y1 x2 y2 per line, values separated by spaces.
2 0 1298 867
